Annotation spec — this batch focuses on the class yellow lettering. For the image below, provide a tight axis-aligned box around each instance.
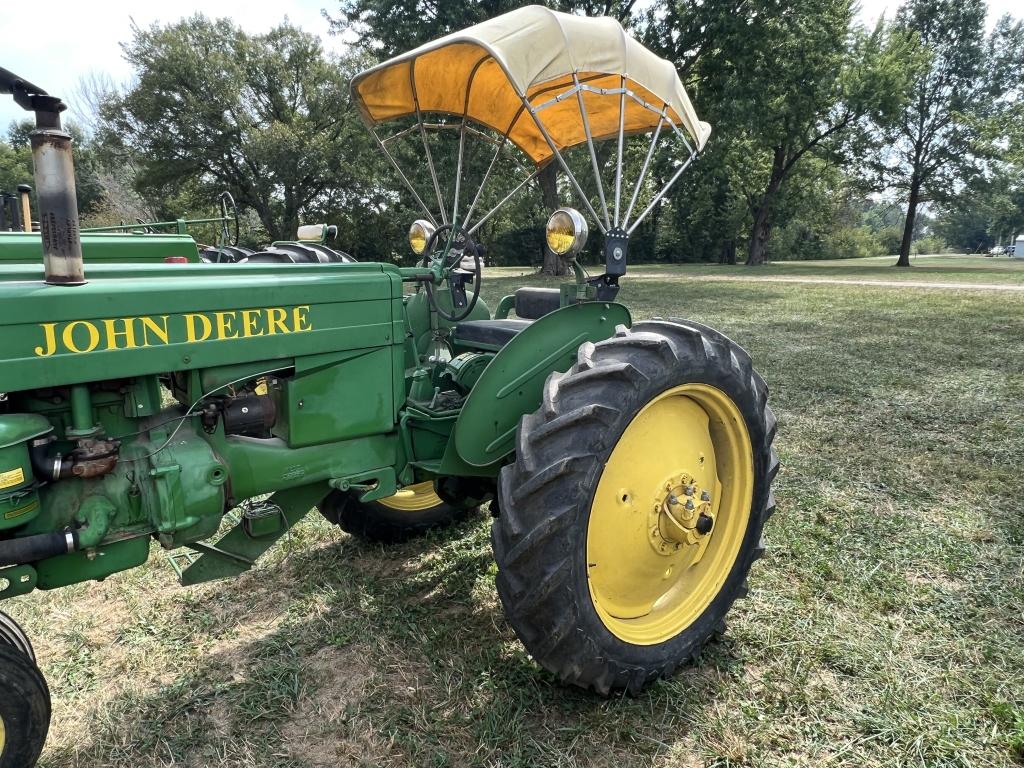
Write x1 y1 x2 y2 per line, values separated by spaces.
240 309 263 337
34 323 59 357
185 313 212 342
292 305 312 332
266 308 289 335
140 315 170 346
215 311 239 340
30 306 311 356
102 317 138 350
63 321 100 354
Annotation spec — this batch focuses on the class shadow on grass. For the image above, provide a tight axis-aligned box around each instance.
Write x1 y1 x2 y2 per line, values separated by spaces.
41 516 740 768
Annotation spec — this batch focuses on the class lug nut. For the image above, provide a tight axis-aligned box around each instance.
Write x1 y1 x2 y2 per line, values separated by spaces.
685 499 695 511
700 490 711 501
668 495 679 505
684 485 695 496
696 513 714 535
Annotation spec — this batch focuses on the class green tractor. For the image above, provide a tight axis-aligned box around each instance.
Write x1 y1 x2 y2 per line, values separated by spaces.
0 8 776 766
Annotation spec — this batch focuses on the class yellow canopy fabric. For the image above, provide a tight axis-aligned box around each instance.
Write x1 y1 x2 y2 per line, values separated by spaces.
351 5 711 166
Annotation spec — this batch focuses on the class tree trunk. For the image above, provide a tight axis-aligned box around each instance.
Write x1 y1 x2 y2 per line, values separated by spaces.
746 148 786 266
282 187 299 243
895 181 920 267
248 196 277 242
746 204 773 266
537 163 569 276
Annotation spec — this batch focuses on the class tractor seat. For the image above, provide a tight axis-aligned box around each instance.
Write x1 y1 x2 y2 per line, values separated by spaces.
453 319 531 350
514 287 561 319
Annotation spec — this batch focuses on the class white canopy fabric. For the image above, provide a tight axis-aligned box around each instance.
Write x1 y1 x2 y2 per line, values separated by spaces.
351 5 712 166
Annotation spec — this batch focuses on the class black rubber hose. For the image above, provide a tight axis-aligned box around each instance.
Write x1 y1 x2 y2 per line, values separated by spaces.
28 438 73 481
0 530 78 568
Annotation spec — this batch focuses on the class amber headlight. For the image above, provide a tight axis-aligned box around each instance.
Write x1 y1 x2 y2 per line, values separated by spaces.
545 207 588 258
408 219 436 256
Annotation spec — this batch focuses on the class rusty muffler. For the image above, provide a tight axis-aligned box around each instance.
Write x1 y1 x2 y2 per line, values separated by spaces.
0 66 85 285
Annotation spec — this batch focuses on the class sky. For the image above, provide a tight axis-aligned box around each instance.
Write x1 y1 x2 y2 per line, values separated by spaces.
0 0 1019 130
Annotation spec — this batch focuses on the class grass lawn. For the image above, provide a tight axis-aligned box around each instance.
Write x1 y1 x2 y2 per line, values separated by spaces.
6 254 1024 767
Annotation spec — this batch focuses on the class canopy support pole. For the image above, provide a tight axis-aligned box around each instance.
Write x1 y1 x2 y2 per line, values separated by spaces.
409 63 447 224
453 55 490 228
468 166 542 236
461 105 527 231
461 137 507 231
572 74 611 232
664 117 696 157
614 75 626 228
626 152 696 236
521 96 607 236
453 123 467 226
369 127 437 227
623 108 667 229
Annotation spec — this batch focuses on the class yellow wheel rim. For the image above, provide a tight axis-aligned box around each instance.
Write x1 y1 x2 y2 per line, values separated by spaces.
0 712 5 757
586 384 754 645
376 481 444 512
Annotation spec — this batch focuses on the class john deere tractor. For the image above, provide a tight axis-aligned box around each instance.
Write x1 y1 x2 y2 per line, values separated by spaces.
0 8 776 765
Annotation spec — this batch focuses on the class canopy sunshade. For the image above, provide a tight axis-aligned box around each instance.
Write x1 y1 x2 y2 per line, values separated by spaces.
351 5 711 166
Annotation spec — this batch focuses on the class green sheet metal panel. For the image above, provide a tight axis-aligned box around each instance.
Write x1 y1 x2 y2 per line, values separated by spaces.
453 301 631 467
280 348 396 447
35 536 151 590
0 262 403 392
0 231 200 263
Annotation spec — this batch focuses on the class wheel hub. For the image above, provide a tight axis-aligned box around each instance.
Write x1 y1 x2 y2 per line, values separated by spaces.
650 472 715 554
586 383 755 645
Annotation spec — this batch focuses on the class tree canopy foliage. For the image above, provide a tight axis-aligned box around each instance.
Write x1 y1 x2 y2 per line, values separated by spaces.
6 0 1018 267
96 18 401 252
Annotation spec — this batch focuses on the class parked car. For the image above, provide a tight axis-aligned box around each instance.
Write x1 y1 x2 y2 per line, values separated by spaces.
987 245 1017 257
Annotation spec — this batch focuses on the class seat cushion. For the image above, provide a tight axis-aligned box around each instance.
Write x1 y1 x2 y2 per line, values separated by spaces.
515 287 561 319
453 319 531 350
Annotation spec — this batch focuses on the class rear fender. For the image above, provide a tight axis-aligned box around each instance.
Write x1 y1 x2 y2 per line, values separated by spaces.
450 301 631 468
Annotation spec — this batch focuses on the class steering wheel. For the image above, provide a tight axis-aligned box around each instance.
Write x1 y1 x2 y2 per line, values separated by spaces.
218 191 240 247
421 224 482 323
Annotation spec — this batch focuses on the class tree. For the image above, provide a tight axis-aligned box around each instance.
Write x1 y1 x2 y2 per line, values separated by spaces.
978 16 1024 245
884 11 1023 259
879 0 991 266
99 17 385 242
722 1 919 264
0 126 32 196
649 0 919 265
2 120 105 221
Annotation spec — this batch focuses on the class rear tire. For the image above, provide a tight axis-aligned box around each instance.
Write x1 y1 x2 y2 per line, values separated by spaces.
0 634 50 768
492 319 778 694
320 482 477 543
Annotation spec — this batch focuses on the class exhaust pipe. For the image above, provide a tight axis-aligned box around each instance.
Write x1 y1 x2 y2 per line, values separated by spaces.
30 126 85 285
0 66 85 285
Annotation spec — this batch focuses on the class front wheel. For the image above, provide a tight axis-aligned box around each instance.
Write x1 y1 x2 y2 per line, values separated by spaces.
492 319 778 694
320 482 477 543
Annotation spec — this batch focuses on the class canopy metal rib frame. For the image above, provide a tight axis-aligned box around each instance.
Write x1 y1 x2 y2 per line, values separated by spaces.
368 74 700 240
351 5 712 247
